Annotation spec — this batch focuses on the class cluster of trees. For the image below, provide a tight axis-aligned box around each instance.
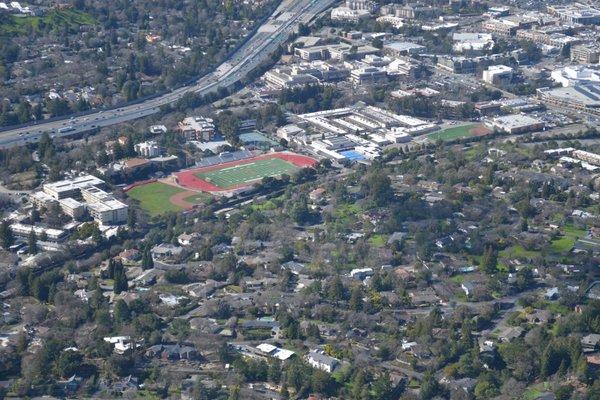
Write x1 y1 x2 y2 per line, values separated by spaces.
278 84 340 114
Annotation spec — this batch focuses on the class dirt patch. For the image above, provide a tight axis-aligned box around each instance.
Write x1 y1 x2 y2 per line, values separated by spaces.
470 125 492 137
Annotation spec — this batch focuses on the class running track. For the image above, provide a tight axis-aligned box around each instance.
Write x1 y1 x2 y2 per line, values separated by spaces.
174 152 317 192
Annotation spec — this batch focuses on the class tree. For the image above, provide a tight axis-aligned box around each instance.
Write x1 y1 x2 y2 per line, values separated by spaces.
349 286 363 311
28 229 37 254
113 299 130 323
127 208 136 229
56 350 83 378
141 246 154 270
113 260 128 294
0 220 14 250
481 246 498 274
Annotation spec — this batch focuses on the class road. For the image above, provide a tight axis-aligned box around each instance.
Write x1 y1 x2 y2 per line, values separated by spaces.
0 0 336 149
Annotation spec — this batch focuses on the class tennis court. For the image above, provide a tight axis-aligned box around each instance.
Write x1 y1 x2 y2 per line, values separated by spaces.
194 158 299 188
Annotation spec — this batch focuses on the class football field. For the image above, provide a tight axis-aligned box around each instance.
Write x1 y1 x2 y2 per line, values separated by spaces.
194 158 299 188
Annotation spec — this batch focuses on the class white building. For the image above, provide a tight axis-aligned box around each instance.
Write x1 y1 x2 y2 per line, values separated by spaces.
487 114 545 134
58 198 85 219
453 33 494 53
43 174 104 200
87 199 128 225
307 351 340 373
551 65 600 87
135 140 162 158
482 65 513 84
178 116 216 141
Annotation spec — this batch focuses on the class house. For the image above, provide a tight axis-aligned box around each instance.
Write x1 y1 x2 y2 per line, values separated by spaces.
151 243 183 261
497 326 524 342
118 248 140 264
525 309 553 325
581 334 600 352
59 375 83 393
307 351 340 373
112 375 140 392
350 268 374 280
461 282 475 297
178 232 200 246
145 343 198 360
256 343 296 361
103 336 137 354
545 287 560 300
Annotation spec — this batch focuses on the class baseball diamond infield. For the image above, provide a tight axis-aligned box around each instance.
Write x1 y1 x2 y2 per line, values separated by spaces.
175 152 318 192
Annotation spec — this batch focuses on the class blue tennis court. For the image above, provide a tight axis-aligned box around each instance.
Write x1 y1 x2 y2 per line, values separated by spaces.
340 150 366 161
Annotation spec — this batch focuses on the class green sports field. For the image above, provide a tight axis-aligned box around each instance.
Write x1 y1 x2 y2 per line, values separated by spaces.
127 182 186 216
428 124 490 142
195 158 299 189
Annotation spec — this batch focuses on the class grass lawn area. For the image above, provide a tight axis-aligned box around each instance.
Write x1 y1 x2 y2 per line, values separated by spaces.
550 224 587 254
428 124 478 142
183 192 211 205
196 158 298 189
127 182 186 216
3 9 94 35
500 245 540 260
334 203 361 219
450 274 467 284
369 234 387 247
551 237 574 253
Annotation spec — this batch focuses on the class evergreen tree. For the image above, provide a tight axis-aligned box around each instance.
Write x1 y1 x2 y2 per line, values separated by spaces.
0 220 14 250
141 246 154 270
481 246 498 274
113 260 128 294
28 229 37 254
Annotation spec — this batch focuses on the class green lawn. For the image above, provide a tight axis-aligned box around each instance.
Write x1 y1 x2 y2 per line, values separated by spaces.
127 182 186 216
369 234 387 247
2 9 95 36
196 158 298 189
428 124 477 142
550 224 587 255
499 245 540 260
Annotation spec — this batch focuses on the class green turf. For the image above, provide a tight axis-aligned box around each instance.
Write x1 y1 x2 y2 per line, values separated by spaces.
2 9 95 36
195 158 298 189
127 182 185 216
428 124 478 142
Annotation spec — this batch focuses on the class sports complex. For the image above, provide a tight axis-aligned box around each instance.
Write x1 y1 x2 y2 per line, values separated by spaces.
126 151 317 215
175 151 317 192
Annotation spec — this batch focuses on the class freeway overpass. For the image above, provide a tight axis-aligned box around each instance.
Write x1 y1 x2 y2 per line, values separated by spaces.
0 0 335 149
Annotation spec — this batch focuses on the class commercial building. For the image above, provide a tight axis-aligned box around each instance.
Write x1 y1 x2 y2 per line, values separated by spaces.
551 66 600 87
537 84 600 115
264 67 319 89
486 114 545 134
350 66 388 85
482 65 513 84
571 44 600 64
383 41 426 57
178 116 216 141
452 33 494 53
548 4 600 25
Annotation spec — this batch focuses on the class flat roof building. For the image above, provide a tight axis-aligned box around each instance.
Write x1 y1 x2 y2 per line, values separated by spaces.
537 84 600 116
43 175 104 200
487 114 545 134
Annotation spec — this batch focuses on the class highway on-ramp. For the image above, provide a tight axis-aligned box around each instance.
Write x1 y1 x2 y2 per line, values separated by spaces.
0 0 335 149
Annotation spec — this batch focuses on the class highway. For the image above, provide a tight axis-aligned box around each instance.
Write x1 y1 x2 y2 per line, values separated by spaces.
0 0 336 149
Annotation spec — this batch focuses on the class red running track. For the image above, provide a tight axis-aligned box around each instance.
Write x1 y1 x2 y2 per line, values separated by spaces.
174 152 317 192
